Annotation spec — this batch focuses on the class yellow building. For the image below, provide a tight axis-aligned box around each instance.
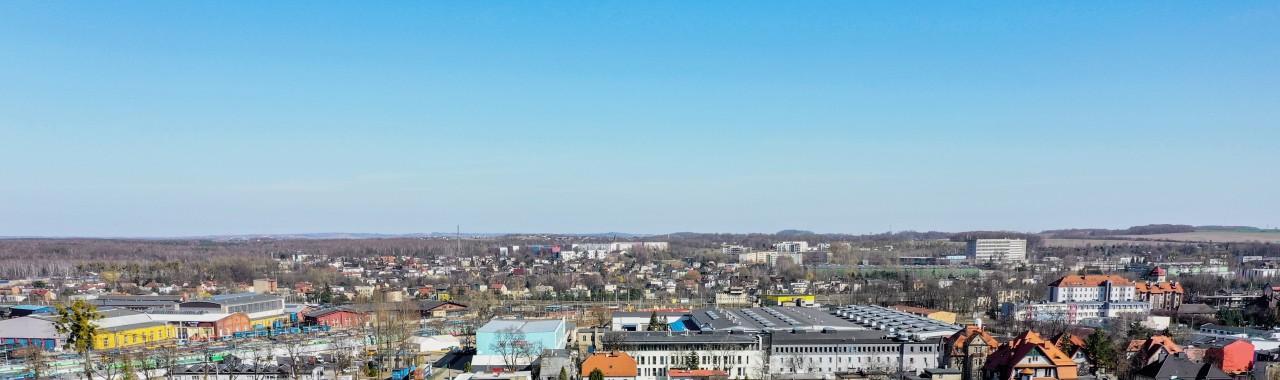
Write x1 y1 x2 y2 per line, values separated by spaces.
95 320 175 350
250 314 291 329
760 294 816 307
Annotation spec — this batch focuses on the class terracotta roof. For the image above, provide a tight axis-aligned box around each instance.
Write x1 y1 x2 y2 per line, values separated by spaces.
948 325 1000 356
1136 282 1184 294
1126 335 1183 354
984 330 1079 380
581 351 638 378
1049 275 1134 287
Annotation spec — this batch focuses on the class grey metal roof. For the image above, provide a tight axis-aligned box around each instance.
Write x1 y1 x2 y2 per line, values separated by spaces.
604 331 758 344
689 306 864 332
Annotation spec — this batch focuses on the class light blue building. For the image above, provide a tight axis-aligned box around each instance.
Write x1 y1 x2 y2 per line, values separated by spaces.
475 319 569 355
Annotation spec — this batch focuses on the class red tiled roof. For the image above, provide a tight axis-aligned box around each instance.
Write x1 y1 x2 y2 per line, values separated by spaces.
582 351 638 378
1049 275 1134 287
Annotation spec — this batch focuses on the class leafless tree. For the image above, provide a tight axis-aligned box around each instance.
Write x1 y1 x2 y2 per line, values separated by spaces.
491 326 544 371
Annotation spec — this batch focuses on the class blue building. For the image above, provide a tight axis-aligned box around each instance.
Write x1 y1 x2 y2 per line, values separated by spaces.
475 319 569 356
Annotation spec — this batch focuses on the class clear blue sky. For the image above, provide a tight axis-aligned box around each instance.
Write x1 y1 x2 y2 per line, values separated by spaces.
2 2 1277 237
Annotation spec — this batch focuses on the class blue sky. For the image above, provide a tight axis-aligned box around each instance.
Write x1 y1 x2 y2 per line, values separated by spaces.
2 2 1277 237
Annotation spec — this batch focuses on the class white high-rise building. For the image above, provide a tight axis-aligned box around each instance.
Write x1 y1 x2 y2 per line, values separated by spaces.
966 238 1027 263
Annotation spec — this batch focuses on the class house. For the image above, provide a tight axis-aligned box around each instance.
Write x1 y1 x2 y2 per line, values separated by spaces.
982 330 1079 380
1205 340 1255 376
1049 332 1091 374
944 325 999 380
1133 354 1231 380
581 351 638 380
1126 335 1183 367
539 349 578 380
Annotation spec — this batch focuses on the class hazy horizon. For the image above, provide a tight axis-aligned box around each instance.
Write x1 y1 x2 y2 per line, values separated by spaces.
3 2 1277 237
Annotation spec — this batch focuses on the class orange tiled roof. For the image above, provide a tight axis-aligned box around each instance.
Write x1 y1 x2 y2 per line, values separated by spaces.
985 330 1079 380
1049 275 1134 287
1136 282 1184 294
582 351 638 378
948 325 999 356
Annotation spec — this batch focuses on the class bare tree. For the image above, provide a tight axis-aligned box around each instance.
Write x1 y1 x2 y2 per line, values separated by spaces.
13 346 51 380
154 345 181 380
365 298 419 375
491 326 544 372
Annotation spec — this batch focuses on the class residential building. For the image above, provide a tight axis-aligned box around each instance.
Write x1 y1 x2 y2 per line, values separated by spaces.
943 325 999 380
1135 268 1185 311
1001 301 1150 323
1205 340 1255 376
582 351 639 380
1126 335 1183 368
539 349 578 380
1133 354 1232 380
774 242 810 253
966 239 1027 263
981 330 1078 380
1048 275 1137 302
605 331 764 380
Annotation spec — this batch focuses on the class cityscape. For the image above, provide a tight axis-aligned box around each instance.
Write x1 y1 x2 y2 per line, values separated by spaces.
1 2 1277 380
3 229 1280 380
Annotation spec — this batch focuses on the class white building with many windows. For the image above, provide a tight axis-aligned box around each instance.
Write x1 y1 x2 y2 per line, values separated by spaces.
966 239 1027 263
770 330 943 376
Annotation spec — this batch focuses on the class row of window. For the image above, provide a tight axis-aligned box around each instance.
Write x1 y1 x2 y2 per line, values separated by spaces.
773 344 936 354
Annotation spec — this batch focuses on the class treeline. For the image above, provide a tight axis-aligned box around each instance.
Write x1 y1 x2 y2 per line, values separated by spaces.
0 237 485 279
948 231 1044 248
1043 224 1197 238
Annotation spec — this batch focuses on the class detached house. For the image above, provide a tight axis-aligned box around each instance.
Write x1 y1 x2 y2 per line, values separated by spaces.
983 331 1079 380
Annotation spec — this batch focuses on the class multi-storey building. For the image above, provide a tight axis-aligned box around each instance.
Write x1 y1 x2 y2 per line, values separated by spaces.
769 330 943 376
1048 275 1137 302
608 331 764 380
982 331 1079 380
967 239 1027 263
1135 267 1184 311
943 325 998 380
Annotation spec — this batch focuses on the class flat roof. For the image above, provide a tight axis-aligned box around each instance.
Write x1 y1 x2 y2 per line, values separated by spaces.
477 319 565 334
689 306 863 332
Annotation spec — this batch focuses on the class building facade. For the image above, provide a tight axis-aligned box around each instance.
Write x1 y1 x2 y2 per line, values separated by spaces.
967 239 1027 263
